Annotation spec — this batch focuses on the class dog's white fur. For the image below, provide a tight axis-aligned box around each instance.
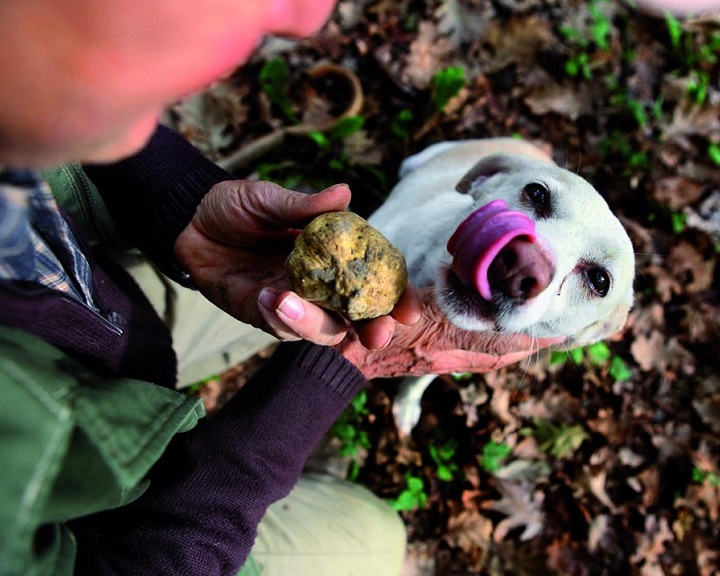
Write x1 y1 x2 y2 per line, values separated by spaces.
369 139 635 433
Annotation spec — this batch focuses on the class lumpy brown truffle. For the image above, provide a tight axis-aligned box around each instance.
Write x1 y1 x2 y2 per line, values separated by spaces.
286 211 408 320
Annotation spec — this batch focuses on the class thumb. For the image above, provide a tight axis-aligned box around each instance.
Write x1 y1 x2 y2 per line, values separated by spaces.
272 183 352 227
193 181 352 243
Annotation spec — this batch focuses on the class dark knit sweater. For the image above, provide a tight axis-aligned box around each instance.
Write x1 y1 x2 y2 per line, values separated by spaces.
70 341 365 575
0 126 367 574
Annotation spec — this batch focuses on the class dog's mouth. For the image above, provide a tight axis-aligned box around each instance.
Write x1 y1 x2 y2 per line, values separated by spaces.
447 199 554 304
441 267 499 320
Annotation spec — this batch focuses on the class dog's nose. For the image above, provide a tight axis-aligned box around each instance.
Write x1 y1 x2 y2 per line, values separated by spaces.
488 237 553 300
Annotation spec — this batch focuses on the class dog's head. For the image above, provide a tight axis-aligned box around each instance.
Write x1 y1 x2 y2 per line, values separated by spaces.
437 153 635 347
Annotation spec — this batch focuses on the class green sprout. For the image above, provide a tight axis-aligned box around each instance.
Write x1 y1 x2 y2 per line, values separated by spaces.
481 441 513 473
671 211 687 234
665 12 684 51
388 473 429 511
693 467 720 488
428 438 460 482
431 66 466 112
259 58 299 124
609 355 632 382
328 389 372 481
560 0 613 79
597 131 650 173
709 143 720 166
565 52 593 79
663 13 720 105
588 1 612 50
551 342 632 382
391 108 414 139
185 373 219 396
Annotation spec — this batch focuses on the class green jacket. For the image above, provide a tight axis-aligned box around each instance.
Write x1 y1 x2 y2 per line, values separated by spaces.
0 327 203 576
0 163 204 576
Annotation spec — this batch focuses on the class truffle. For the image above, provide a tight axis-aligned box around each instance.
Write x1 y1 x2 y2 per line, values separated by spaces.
286 211 408 320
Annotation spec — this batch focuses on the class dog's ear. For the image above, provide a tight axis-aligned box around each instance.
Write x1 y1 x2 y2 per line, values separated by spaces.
456 154 539 194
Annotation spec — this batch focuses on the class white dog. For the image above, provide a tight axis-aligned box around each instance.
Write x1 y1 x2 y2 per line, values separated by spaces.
368 139 635 434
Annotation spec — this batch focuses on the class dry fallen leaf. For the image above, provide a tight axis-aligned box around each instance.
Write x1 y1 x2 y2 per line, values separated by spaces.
482 16 554 73
403 21 454 89
630 515 673 576
482 480 545 542
443 509 493 566
524 83 596 120
667 241 715 295
652 176 706 211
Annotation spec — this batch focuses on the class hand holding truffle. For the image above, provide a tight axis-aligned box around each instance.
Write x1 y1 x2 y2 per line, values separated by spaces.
286 212 408 321
175 180 421 349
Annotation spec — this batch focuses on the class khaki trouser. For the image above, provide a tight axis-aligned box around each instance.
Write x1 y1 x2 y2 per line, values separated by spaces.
122 253 407 576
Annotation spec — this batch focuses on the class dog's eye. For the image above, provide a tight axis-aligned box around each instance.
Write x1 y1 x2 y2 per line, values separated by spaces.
523 183 551 218
585 267 610 297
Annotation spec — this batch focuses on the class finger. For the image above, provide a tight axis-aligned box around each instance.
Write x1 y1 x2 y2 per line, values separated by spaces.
258 289 349 346
240 181 352 230
286 183 353 224
354 316 395 351
193 181 352 244
391 284 422 326
254 288 300 341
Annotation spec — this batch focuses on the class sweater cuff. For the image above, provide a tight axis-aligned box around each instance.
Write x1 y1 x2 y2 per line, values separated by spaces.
273 341 367 402
271 341 367 402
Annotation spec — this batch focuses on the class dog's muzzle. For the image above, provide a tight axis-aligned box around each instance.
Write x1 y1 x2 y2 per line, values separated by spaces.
447 199 553 301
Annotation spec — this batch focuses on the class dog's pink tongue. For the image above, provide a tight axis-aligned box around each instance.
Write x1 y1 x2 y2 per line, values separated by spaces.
447 199 536 300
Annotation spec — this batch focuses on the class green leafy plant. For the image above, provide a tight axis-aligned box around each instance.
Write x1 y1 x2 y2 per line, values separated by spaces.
259 58 299 124
551 342 632 383
708 143 720 166
328 389 372 481
692 466 720 488
428 438 460 482
431 66 465 112
391 108 415 139
609 355 632 382
586 341 612 364
481 441 513 473
687 71 710 105
185 373 219 395
559 0 613 79
564 51 593 80
665 11 683 51
522 417 589 459
664 13 720 105
588 0 612 50
597 131 650 173
388 473 429 511
671 211 687 234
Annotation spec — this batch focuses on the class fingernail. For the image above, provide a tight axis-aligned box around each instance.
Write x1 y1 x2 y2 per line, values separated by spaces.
377 329 393 350
258 288 277 311
277 293 304 321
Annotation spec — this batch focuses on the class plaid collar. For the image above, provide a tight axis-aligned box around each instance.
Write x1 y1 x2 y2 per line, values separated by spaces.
0 167 97 308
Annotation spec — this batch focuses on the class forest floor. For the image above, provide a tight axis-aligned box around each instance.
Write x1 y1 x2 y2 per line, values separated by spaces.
173 1 720 574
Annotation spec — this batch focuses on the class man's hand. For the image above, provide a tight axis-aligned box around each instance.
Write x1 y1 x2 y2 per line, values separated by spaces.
175 180 421 349
336 288 565 380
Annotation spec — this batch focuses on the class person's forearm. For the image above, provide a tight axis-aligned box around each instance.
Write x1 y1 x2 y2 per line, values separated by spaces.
70 342 366 576
83 125 233 284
